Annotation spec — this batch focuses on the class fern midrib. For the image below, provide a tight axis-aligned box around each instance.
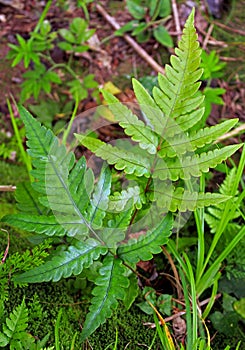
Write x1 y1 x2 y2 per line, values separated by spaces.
90 173 108 225
88 257 116 327
156 146 239 172
21 245 100 279
166 39 190 121
27 116 104 243
99 144 149 169
121 118 156 145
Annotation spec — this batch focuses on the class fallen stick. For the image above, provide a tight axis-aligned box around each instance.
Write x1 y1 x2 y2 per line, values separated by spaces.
95 3 165 75
0 185 16 192
214 124 245 144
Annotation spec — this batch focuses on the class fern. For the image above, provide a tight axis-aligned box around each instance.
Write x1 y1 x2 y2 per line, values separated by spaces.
80 255 129 341
204 168 245 279
0 298 31 348
205 167 241 234
0 9 242 344
76 10 241 212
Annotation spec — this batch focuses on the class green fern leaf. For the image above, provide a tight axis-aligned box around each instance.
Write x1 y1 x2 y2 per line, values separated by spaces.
108 186 142 211
0 298 28 346
87 165 111 227
154 144 242 180
117 213 172 263
153 182 231 212
80 255 129 341
100 200 135 247
19 106 87 226
75 135 151 177
153 9 204 133
1 214 68 236
69 156 94 214
159 119 238 158
14 239 107 283
15 182 49 215
205 167 241 233
101 90 158 154
131 78 164 132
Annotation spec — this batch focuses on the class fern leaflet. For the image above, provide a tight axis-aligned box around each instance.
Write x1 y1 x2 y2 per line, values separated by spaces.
14 239 107 283
80 255 129 341
117 213 173 263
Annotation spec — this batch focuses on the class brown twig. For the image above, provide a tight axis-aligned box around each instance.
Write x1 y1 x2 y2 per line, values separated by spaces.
162 246 183 300
143 293 222 327
0 185 16 192
1 229 10 264
171 0 181 42
212 20 245 36
203 24 214 50
214 124 245 144
95 4 165 75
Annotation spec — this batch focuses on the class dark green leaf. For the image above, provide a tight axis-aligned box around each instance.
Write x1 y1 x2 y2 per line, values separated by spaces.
153 26 173 47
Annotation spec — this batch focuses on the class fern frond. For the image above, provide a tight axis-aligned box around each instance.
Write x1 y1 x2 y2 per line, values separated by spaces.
80 255 129 341
69 156 94 213
19 106 91 232
75 135 151 177
132 78 165 132
153 9 203 132
87 165 111 227
117 213 172 263
154 144 242 180
0 298 29 347
159 119 238 158
100 200 135 247
108 186 142 211
101 90 159 154
205 167 241 233
1 214 68 236
154 186 230 212
14 239 107 283
15 182 49 215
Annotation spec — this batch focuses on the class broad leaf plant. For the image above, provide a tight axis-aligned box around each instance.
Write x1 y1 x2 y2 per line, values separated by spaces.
1 10 242 342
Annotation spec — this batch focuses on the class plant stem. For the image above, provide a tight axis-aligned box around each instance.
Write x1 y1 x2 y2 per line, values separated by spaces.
7 99 33 181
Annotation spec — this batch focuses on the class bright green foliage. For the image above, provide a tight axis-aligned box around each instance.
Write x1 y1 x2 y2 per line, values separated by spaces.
1 10 242 344
0 298 31 348
0 298 50 349
58 17 95 52
117 213 172 263
7 2 98 103
1 106 173 341
80 255 129 341
205 168 241 234
77 9 241 212
116 0 173 47
200 50 226 80
14 239 107 283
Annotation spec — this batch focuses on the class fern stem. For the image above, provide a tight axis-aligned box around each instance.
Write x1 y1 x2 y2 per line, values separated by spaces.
62 96 79 145
7 99 33 181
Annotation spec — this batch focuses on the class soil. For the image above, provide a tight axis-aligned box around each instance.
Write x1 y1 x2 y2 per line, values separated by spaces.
0 0 244 122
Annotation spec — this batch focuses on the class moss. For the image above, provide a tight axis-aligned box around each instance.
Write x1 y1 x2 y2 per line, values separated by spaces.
7 281 85 349
0 160 28 204
88 303 160 349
